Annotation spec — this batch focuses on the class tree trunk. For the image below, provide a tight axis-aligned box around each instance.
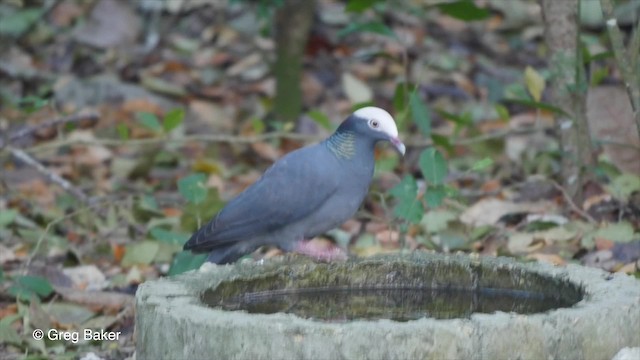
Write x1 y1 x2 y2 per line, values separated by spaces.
540 0 595 204
273 0 316 125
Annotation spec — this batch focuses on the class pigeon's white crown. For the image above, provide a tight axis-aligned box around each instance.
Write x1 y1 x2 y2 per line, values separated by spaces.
353 106 398 138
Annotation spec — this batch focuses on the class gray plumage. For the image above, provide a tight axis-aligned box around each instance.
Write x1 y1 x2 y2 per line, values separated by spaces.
183 107 405 264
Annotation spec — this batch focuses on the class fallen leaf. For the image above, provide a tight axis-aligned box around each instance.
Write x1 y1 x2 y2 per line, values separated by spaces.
606 173 640 201
62 265 107 291
524 66 545 102
421 209 457 233
47 302 96 328
251 142 281 162
72 0 140 48
342 72 373 104
376 230 400 248
616 262 638 274
461 198 558 227
526 253 566 266
591 222 636 244
55 287 134 313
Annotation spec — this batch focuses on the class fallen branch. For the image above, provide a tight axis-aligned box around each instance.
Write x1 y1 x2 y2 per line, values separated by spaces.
0 111 100 148
17 126 550 156
551 180 597 224
7 145 92 205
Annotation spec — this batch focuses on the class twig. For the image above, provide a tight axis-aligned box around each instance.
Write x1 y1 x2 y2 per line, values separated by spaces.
0 111 100 148
6 145 92 205
13 125 551 157
600 0 640 139
551 180 597 224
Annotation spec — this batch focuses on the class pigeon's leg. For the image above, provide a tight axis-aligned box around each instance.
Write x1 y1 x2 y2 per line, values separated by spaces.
293 239 348 262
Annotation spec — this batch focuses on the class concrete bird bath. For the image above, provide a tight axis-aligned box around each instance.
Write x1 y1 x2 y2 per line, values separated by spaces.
135 253 640 359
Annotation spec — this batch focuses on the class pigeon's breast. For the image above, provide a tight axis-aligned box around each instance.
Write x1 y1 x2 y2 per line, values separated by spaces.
301 162 373 238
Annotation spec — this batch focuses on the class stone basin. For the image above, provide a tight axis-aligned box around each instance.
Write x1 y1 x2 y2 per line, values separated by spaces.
135 253 640 359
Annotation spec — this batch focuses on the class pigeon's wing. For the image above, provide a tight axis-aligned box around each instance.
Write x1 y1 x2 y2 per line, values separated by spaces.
184 145 339 252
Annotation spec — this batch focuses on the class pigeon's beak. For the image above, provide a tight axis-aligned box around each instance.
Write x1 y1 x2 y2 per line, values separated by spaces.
390 137 406 156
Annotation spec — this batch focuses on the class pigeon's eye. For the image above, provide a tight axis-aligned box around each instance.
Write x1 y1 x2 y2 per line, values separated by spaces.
369 119 380 129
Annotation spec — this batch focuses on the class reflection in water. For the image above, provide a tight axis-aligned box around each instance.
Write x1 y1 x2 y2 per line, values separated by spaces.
204 286 576 322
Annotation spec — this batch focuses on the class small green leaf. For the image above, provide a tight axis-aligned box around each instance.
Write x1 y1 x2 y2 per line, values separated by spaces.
307 110 333 130
410 92 431 137
251 118 266 133
338 21 395 38
495 104 510 121
0 8 44 37
178 173 208 204
163 108 185 132
0 210 17 228
17 95 48 113
150 227 190 245
431 134 454 155
425 185 447 207
470 157 494 172
181 189 224 232
393 83 409 114
140 195 160 212
505 99 569 117
116 123 129 140
437 1 490 21
419 148 447 185
168 251 207 276
346 0 383 12
121 241 160 266
390 175 424 223
8 275 53 301
436 109 472 127
136 112 162 132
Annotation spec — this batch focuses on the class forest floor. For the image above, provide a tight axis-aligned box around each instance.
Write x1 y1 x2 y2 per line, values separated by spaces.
1 0 639 359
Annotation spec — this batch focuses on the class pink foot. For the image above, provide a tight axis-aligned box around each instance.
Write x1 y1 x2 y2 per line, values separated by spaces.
293 239 348 262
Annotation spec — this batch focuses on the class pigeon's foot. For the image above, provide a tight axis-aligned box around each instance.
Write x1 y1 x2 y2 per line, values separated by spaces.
293 238 348 262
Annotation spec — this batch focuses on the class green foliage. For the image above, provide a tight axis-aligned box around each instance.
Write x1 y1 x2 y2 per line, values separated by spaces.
307 110 333 130
470 157 494 172
162 108 185 132
122 241 160 266
436 0 490 21
390 175 424 223
410 92 431 137
169 251 207 276
338 21 395 38
180 189 225 232
425 184 447 208
8 275 53 301
136 112 162 132
135 108 185 134
150 227 190 246
419 148 447 185
116 123 129 140
0 7 44 37
505 98 569 117
0 209 18 228
20 96 49 114
178 173 208 205
346 0 384 13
